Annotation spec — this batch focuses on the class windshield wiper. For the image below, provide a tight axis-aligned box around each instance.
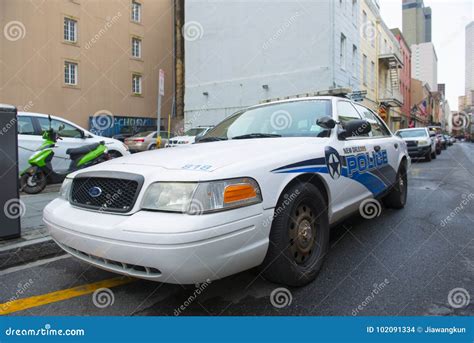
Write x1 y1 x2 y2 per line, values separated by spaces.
231 133 281 140
197 137 228 143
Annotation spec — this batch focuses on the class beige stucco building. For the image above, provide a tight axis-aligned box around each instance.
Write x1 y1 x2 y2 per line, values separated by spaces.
0 0 175 134
377 19 403 132
359 0 379 111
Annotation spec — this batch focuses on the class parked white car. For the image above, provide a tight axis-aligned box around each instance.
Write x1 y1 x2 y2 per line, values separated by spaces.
17 112 130 173
166 127 213 147
44 97 409 286
395 128 436 161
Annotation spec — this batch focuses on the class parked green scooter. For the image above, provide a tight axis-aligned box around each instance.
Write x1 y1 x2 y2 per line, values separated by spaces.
20 115 109 194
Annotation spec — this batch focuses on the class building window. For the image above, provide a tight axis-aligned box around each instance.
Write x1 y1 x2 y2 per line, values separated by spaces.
340 34 346 70
131 37 141 58
369 22 375 47
352 45 357 76
362 54 368 86
132 74 142 94
362 11 368 39
131 1 141 23
64 17 77 42
64 61 78 85
370 61 375 89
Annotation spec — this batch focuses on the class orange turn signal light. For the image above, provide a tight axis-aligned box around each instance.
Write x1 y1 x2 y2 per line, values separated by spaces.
223 184 257 204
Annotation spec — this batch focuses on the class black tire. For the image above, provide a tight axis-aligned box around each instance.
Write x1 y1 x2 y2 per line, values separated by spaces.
261 182 329 287
431 151 437 159
108 151 122 159
20 170 47 194
148 144 157 150
436 148 441 155
425 151 432 162
383 163 408 209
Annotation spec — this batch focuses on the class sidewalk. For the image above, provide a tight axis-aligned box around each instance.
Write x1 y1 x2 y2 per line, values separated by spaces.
0 184 63 270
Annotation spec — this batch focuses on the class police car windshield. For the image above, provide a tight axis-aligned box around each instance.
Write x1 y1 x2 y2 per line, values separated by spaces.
397 129 428 138
201 100 332 140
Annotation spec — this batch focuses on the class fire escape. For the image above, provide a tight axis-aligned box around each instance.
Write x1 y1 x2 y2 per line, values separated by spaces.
378 52 404 108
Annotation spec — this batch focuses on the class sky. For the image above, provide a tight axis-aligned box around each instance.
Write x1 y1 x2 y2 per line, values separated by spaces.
379 0 473 110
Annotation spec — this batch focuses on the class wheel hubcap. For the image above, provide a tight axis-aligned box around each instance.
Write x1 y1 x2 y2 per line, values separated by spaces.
289 204 317 264
27 176 37 187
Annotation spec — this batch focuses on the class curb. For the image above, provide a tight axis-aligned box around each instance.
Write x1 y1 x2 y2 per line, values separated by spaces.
0 236 64 271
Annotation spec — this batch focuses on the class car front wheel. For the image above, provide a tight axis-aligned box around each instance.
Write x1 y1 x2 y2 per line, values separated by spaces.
261 182 329 287
383 163 408 209
425 150 432 162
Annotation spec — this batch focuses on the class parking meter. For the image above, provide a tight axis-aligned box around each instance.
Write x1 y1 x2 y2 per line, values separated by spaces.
0 104 21 239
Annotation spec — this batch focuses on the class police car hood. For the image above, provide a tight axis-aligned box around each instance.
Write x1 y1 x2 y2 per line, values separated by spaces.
90 137 329 175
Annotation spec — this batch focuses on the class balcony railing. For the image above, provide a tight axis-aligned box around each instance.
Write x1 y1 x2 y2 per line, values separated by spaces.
378 51 403 68
379 88 403 107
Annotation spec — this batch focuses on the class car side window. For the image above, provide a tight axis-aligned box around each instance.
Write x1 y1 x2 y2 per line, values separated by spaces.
353 104 383 137
17 116 36 135
337 101 362 128
37 118 83 138
336 101 368 138
368 109 391 136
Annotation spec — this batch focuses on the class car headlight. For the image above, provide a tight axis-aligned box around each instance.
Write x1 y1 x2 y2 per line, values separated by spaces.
59 178 73 200
141 177 262 214
418 140 429 146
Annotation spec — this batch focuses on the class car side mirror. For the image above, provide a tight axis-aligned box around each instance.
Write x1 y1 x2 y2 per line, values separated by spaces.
316 116 336 129
339 119 371 140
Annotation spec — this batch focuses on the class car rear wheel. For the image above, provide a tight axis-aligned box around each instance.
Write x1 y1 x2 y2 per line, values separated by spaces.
20 170 47 194
108 151 122 159
261 182 329 287
148 144 157 150
383 163 408 209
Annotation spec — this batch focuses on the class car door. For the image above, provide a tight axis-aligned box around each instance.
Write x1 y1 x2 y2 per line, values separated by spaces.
17 115 42 172
36 117 85 171
330 100 374 221
354 104 398 189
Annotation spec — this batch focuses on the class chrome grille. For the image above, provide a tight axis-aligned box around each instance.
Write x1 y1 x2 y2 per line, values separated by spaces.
70 172 144 213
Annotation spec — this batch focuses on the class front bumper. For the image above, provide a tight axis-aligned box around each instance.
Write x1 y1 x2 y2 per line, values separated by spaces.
43 199 272 284
407 145 431 157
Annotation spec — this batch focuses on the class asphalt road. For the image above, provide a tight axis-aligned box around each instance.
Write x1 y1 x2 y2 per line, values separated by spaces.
1 143 473 316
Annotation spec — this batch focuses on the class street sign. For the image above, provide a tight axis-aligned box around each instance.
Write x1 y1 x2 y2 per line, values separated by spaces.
159 69 165 96
349 90 367 102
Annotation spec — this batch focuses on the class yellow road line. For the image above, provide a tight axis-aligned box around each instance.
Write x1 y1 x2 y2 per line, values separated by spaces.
0 277 134 315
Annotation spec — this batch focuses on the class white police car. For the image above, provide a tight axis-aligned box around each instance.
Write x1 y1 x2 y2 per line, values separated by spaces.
43 96 409 286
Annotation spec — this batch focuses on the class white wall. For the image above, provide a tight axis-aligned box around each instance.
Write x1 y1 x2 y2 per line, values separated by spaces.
184 0 360 128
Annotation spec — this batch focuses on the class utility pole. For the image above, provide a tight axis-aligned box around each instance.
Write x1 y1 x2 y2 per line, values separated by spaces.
157 69 165 148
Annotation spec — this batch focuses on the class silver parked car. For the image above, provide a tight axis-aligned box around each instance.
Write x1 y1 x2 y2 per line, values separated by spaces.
124 131 170 152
